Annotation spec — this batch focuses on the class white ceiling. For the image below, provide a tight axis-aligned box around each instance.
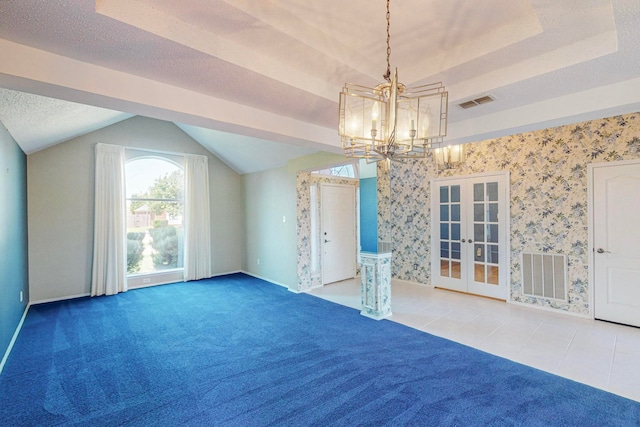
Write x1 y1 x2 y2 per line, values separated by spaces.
0 0 639 174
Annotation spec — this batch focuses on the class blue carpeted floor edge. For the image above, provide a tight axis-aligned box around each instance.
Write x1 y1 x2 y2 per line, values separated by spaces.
1 273 639 426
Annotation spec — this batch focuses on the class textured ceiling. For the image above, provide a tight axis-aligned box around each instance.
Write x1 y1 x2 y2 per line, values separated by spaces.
0 0 639 173
0 88 133 154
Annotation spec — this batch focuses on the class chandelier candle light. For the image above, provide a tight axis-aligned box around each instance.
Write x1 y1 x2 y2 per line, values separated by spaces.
339 0 449 162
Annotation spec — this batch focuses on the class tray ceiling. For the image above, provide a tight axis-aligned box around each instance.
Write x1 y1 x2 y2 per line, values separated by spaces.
0 0 639 173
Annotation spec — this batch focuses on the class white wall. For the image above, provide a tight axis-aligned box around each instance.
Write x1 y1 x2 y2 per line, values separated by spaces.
242 152 347 289
27 116 244 302
243 166 293 287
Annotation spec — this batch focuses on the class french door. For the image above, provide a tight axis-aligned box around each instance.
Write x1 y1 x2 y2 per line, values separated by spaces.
431 172 509 300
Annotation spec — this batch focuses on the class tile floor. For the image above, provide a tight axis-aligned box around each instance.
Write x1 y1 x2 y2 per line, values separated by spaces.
308 278 640 403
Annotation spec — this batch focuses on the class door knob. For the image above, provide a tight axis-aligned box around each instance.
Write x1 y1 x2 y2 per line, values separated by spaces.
596 248 610 254
461 239 466 243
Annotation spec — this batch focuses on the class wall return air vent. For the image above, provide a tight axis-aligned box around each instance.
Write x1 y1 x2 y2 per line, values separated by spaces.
521 252 567 301
459 95 495 109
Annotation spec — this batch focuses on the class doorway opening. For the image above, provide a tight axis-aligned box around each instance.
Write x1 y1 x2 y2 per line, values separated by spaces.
296 162 361 291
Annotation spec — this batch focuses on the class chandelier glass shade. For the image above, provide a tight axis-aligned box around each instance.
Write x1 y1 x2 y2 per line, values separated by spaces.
338 0 449 163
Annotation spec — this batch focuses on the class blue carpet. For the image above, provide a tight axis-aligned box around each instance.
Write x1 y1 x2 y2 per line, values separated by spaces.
1 273 639 426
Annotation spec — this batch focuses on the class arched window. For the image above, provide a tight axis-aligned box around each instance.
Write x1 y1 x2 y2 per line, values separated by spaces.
125 157 184 276
311 163 358 179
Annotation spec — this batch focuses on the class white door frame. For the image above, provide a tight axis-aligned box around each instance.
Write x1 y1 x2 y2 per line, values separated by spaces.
430 171 511 301
587 158 640 320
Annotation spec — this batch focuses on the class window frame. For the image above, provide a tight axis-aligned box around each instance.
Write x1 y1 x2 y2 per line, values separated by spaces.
124 151 186 289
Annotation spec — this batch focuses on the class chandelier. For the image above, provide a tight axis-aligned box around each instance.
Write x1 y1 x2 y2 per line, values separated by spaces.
433 144 466 170
338 0 448 162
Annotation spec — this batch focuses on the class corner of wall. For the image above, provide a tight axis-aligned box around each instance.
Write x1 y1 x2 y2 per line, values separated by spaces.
0 122 29 361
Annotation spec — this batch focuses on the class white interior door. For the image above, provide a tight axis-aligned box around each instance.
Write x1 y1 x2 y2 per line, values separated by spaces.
593 161 640 327
321 184 356 285
432 180 466 292
466 176 509 299
431 173 509 300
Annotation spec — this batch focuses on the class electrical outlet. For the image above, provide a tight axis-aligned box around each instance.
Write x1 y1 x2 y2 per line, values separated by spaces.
282 216 286 223
257 258 260 265
19 291 23 302
143 278 151 283
413 264 418 271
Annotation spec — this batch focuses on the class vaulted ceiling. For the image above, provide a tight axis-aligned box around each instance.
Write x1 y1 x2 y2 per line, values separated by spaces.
0 0 639 174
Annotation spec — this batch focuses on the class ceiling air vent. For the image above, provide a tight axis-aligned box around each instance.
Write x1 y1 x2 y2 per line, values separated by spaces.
458 95 495 109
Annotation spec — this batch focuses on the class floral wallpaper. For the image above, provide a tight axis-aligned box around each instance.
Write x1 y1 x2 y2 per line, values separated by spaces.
296 172 358 292
390 113 640 315
294 113 640 315
377 161 392 250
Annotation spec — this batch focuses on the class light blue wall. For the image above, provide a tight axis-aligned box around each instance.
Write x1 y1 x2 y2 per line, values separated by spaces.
359 177 378 252
0 122 29 360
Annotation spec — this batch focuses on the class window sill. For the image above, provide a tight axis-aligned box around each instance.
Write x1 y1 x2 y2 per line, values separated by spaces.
127 269 184 289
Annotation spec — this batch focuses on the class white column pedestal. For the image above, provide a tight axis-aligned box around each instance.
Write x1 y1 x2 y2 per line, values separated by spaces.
360 251 392 320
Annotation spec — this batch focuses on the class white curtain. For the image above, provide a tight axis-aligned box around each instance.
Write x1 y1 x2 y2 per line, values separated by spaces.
91 143 127 296
184 154 212 281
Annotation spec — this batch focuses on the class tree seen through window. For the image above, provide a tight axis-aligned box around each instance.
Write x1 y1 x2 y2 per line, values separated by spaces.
125 158 184 275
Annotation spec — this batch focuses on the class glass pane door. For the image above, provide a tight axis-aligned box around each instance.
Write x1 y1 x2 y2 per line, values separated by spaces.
471 182 499 286
439 184 463 279
434 182 466 292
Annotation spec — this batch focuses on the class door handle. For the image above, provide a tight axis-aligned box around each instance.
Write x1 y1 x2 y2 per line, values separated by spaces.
596 248 611 254
324 239 331 243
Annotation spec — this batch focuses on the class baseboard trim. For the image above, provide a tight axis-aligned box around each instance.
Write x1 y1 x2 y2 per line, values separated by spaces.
0 303 30 375
240 271 290 290
211 270 243 277
30 293 91 305
128 280 180 290
392 277 433 288
509 299 591 319
31 271 246 303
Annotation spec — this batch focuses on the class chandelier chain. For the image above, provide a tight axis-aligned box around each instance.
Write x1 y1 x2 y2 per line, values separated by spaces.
338 0 450 163
384 0 391 82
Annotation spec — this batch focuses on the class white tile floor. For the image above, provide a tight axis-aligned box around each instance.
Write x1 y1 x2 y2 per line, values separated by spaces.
308 278 640 403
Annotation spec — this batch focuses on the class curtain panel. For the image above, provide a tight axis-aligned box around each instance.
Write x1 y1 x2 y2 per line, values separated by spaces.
91 143 127 296
184 154 212 281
